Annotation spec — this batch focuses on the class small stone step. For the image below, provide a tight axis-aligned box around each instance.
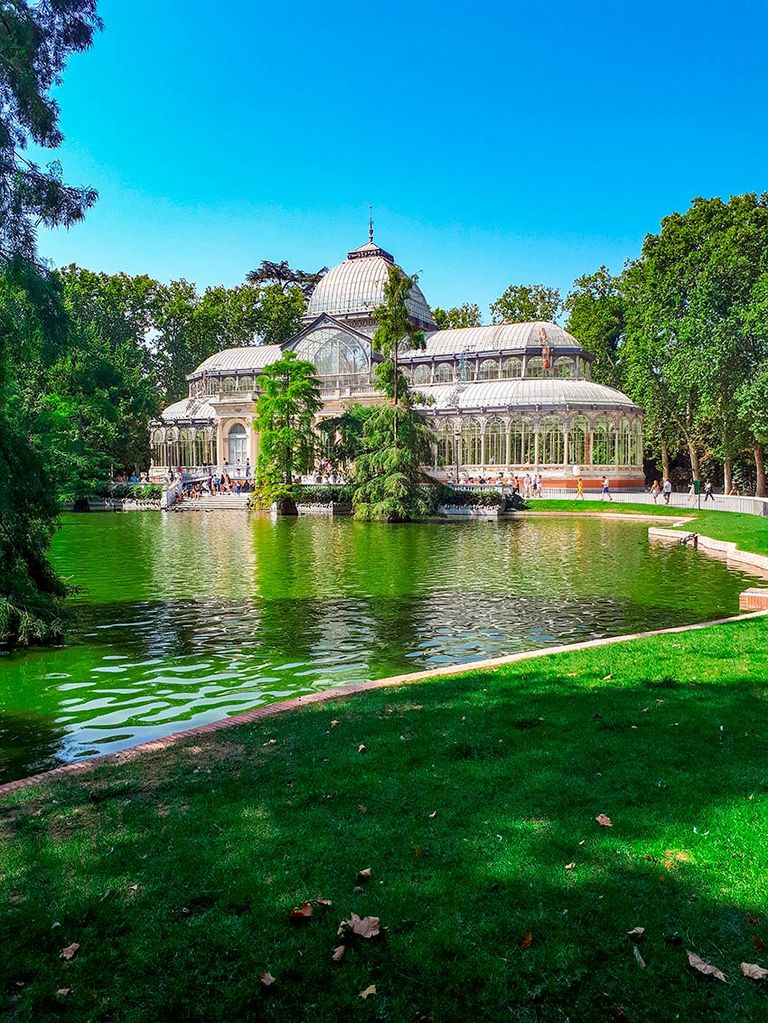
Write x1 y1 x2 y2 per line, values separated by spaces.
739 588 768 611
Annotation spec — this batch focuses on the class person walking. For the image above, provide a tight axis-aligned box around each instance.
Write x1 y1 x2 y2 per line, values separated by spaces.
662 478 672 505
703 480 715 502
600 475 612 501
650 479 660 504
576 476 584 500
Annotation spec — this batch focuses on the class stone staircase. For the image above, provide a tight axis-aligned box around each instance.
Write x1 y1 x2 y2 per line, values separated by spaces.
179 494 251 511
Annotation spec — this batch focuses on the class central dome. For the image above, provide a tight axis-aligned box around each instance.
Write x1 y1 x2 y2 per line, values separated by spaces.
306 239 435 331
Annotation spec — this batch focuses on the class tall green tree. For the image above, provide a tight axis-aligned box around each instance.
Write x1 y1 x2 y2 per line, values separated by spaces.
619 195 768 492
564 267 625 389
490 284 561 324
432 303 482 330
0 0 100 647
352 265 437 522
255 351 321 513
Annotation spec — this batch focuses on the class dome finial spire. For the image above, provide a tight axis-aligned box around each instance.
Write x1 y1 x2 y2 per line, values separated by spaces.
369 205 374 243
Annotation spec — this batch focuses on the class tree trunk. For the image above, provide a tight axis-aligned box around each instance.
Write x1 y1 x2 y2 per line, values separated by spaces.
687 439 700 482
274 494 298 516
661 441 671 482
723 458 732 496
755 446 766 498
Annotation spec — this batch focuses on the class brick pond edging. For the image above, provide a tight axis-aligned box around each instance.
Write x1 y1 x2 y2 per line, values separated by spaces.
1 608 766 800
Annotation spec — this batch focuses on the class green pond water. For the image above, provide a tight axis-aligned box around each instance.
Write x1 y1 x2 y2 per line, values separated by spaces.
0 511 760 782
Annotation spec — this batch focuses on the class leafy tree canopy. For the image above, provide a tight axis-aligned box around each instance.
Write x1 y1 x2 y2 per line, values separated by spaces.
564 267 625 389
490 284 562 324
246 260 327 298
0 1 101 263
432 303 482 330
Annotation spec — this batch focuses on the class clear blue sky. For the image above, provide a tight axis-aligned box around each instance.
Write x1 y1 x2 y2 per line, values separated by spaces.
39 0 768 316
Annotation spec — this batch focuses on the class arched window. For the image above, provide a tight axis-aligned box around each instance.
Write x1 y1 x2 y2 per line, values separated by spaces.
204 428 215 464
433 363 454 383
541 418 564 464
293 326 369 379
593 417 617 466
222 377 236 394
510 420 534 465
178 429 194 467
501 357 522 379
554 357 575 379
435 424 457 468
239 376 254 391
631 420 643 466
166 429 180 468
151 429 165 464
484 418 506 465
227 423 248 466
478 359 499 381
617 418 632 464
526 356 545 378
412 364 432 385
582 361 592 380
461 418 482 465
568 416 589 465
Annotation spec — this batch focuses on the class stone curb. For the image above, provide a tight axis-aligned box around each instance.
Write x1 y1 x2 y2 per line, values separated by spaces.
1 609 766 801
648 527 768 576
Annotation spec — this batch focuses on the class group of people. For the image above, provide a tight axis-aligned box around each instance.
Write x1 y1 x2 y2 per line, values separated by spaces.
445 471 546 495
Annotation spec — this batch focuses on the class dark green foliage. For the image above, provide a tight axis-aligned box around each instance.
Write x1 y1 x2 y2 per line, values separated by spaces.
0 267 68 645
291 484 352 505
351 404 438 522
3 618 768 1021
0 3 100 646
351 266 437 521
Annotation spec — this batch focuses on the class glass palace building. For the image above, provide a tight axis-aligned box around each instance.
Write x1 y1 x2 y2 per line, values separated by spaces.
150 236 644 488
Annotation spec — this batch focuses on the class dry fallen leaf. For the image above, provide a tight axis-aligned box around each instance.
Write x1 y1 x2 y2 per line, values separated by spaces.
633 945 646 969
602 674 613 681
741 962 768 980
596 814 613 827
359 984 377 999
330 719 340 727
358 805 367 814
429 810 437 819
357 743 367 754
339 912 380 939
565 862 576 870
332 945 346 962
754 935 766 952
60 943 80 961
519 932 533 950
356 868 372 884
56 988 71 997
687 950 727 982
316 898 333 907
290 902 313 922
413 846 422 858
260 972 276 987
627 927 645 938
128 884 139 891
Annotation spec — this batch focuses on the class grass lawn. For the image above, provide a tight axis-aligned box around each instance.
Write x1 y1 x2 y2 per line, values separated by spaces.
532 500 768 557
3 616 768 1022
